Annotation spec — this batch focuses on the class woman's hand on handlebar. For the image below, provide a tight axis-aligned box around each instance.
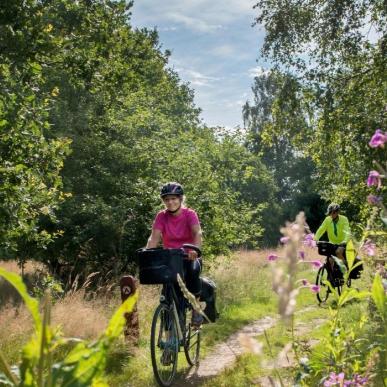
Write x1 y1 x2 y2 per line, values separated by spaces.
182 243 202 260
187 250 198 261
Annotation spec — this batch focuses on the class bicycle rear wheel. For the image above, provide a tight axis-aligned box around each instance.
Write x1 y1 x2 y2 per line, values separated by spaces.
150 303 179 387
316 266 331 303
184 318 201 366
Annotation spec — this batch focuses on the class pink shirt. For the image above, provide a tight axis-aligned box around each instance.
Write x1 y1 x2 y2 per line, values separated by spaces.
153 207 200 248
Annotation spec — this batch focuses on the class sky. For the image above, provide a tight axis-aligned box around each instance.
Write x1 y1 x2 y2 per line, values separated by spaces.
130 0 268 129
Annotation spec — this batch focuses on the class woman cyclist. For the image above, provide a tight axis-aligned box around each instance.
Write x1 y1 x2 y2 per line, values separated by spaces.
146 182 203 327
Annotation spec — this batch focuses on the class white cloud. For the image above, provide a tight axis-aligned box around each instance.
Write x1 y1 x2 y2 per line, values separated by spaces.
158 26 178 32
166 12 224 33
248 66 270 78
212 44 236 57
132 0 257 31
183 69 221 87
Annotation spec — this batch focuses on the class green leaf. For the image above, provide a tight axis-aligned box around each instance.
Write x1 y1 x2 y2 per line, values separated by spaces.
0 372 14 386
371 273 386 320
345 240 355 270
104 291 138 340
0 351 18 386
338 289 370 307
30 62 42 74
0 268 41 329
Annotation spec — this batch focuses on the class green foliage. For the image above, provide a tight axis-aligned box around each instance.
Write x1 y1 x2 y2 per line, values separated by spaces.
372 273 386 321
1 0 278 277
243 70 325 243
252 0 386 221
0 267 138 387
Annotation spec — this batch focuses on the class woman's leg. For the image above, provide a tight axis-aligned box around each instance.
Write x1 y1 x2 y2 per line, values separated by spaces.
184 258 202 296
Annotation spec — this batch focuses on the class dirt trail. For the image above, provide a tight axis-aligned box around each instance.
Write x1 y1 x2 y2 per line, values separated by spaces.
175 307 323 386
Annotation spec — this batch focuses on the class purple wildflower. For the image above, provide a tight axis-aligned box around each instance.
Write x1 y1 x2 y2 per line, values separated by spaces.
310 260 323 269
367 194 382 205
310 285 320 293
369 129 387 148
367 170 382 189
301 279 309 286
363 240 376 256
280 236 290 244
267 253 279 261
324 372 345 386
344 374 369 386
299 250 305 260
303 233 317 248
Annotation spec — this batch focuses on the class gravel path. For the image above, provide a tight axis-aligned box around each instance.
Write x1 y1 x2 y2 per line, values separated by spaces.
175 315 278 386
174 307 323 386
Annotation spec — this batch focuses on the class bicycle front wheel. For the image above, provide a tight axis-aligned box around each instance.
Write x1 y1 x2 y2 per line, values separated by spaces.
316 266 331 303
184 318 201 366
150 303 179 387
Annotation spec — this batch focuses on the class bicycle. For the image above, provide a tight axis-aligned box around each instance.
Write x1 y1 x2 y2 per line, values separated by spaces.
315 241 352 303
137 244 202 387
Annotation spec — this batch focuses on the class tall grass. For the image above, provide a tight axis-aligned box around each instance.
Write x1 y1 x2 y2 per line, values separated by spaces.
0 247 323 386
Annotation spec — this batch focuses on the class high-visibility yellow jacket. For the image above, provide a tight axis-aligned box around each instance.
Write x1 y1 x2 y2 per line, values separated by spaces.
315 215 351 244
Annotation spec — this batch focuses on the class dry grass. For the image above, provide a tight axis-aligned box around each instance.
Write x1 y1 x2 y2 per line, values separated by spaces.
51 290 117 339
0 260 46 275
0 246 322 363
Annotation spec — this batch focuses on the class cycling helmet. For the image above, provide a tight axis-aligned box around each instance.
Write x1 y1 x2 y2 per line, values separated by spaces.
160 182 184 197
326 203 340 215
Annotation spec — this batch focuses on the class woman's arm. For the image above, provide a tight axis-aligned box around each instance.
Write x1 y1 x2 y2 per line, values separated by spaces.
146 228 162 248
187 224 202 260
192 224 202 247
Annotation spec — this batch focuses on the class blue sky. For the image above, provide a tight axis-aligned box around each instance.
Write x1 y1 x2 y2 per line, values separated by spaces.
130 0 268 129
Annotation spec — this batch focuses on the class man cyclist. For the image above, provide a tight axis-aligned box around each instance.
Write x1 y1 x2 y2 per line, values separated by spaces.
146 182 204 328
314 203 351 264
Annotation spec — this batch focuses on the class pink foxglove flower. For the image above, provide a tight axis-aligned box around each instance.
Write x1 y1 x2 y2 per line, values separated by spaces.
367 194 382 205
310 285 320 293
280 236 290 244
363 240 376 256
303 233 317 248
310 260 323 269
369 129 387 148
267 253 279 261
367 170 382 189
324 372 345 386
347 374 368 386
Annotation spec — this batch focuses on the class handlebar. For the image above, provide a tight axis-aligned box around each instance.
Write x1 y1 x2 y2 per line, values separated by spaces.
182 243 202 258
137 244 202 259
317 241 346 247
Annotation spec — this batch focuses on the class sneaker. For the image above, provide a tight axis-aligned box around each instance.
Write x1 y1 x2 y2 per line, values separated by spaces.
191 310 203 328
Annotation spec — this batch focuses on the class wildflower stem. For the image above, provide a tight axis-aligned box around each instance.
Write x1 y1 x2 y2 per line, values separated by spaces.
38 292 51 387
263 329 285 387
291 314 300 364
0 350 19 385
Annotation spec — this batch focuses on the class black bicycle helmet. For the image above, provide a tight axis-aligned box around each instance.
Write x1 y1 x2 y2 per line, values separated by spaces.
326 203 340 215
160 182 184 197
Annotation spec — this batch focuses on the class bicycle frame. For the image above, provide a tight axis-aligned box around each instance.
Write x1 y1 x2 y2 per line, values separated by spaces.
161 282 188 342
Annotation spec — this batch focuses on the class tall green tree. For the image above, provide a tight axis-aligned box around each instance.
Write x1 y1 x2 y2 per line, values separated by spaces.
243 70 325 242
0 1 70 259
253 0 387 220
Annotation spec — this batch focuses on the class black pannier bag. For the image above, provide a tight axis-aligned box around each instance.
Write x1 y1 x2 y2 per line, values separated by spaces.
349 257 363 279
317 241 337 257
137 248 184 285
199 276 219 323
